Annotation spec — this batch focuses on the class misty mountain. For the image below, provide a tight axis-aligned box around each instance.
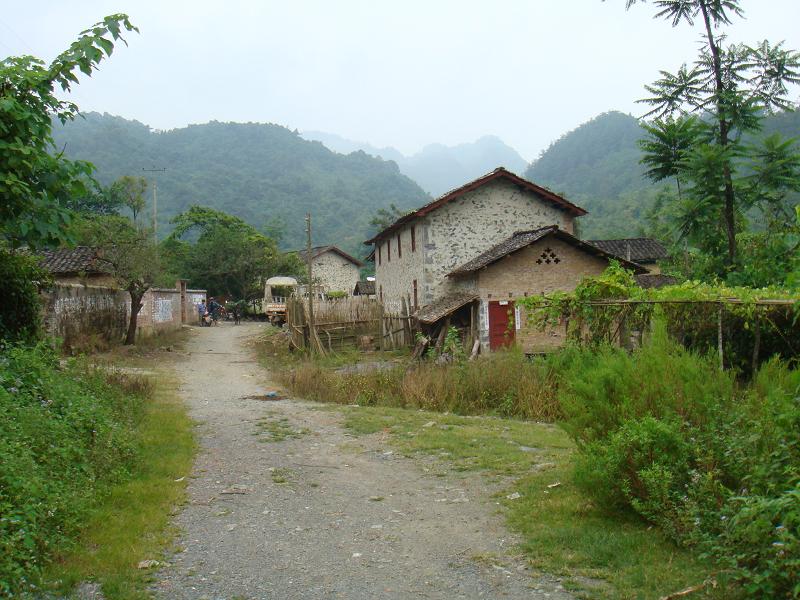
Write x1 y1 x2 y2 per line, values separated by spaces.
52 113 430 255
302 132 528 196
525 110 800 239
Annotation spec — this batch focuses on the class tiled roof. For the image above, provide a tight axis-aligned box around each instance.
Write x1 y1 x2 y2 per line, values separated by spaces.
353 280 376 296
588 238 668 263
635 273 679 289
415 291 479 325
364 167 587 244
39 247 108 275
297 245 364 267
448 226 647 276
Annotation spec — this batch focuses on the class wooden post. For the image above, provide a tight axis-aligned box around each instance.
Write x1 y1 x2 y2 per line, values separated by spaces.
378 302 385 352
717 303 724 371
751 310 761 376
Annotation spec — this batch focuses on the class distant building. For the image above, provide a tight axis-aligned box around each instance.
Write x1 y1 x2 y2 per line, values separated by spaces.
38 247 116 287
297 245 364 295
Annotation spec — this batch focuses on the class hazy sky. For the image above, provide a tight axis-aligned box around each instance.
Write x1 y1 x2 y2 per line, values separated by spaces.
2 1 799 161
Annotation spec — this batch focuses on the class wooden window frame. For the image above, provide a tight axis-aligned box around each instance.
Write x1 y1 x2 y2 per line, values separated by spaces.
378 244 382 266
397 233 402 259
387 240 391 262
413 279 418 309
411 226 416 252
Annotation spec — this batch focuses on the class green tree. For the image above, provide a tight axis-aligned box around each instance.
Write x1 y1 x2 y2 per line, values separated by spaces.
0 14 137 248
369 203 405 232
72 215 161 344
623 0 800 267
109 175 148 222
166 206 303 301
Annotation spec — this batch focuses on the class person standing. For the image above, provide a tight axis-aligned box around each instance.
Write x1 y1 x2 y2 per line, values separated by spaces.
197 300 207 326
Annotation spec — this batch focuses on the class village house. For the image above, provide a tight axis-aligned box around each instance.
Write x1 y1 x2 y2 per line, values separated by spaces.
365 167 587 313
366 167 663 353
39 246 117 287
298 245 364 295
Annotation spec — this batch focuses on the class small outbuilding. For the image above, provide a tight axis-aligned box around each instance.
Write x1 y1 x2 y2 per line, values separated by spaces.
39 247 116 287
297 245 364 295
443 226 646 353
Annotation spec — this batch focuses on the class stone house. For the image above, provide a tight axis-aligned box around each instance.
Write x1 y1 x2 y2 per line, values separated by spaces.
298 245 364 295
364 167 587 313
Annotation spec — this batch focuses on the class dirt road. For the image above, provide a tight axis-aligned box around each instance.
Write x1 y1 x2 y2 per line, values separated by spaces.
153 323 572 599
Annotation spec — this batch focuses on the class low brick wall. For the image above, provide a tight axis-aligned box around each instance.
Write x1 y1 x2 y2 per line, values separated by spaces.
41 284 130 349
136 288 183 337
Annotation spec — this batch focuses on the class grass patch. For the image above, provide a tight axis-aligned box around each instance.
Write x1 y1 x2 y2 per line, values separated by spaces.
41 371 195 599
254 413 309 442
270 467 294 485
339 404 717 599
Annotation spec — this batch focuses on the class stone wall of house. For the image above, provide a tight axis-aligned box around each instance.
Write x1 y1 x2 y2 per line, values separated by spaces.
375 179 576 311
312 251 361 295
41 284 130 350
373 222 425 314
474 237 609 352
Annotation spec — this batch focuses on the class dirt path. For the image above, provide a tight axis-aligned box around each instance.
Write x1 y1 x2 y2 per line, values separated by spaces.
154 323 572 599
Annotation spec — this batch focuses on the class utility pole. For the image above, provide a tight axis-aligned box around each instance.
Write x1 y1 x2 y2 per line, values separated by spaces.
305 213 316 351
142 167 166 240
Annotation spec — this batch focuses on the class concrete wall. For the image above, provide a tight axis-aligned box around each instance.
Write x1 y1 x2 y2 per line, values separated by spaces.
375 178 576 310
136 288 184 336
312 251 361 295
42 283 207 349
473 237 609 352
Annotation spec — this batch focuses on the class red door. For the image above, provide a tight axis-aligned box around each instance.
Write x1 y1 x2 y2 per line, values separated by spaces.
488 301 515 350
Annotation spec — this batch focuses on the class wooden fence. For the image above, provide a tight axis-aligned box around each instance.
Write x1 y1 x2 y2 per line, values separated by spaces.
285 296 415 353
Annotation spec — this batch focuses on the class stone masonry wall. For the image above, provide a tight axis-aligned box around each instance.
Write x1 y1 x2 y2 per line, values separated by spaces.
374 222 424 314
474 238 608 352
312 251 361 295
423 179 574 305
375 179 576 311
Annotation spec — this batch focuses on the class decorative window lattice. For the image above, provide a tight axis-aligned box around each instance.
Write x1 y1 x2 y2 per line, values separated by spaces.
535 247 560 265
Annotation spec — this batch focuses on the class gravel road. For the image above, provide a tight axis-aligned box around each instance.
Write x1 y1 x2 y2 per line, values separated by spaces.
153 323 573 600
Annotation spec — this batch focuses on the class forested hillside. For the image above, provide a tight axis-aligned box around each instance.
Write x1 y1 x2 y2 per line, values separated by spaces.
303 132 528 196
525 110 800 239
52 113 430 254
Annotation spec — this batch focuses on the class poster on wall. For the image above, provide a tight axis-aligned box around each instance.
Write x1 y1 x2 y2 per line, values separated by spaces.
154 298 173 323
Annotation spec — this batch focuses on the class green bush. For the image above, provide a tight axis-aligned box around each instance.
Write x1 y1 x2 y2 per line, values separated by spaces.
0 343 147 596
559 334 800 597
0 250 51 343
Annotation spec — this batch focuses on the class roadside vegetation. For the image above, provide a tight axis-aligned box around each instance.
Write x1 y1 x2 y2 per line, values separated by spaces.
265 312 799 598
0 343 192 598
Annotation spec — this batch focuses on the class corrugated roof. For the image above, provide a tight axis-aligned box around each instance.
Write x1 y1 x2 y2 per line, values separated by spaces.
415 291 479 325
364 167 587 244
39 247 108 275
448 226 648 276
588 238 668 263
296 245 365 267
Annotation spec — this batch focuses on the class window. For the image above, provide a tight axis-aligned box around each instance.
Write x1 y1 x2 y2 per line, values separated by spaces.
413 279 418 309
378 244 382 266
397 233 402 258
411 226 416 252
387 240 391 262
379 285 383 302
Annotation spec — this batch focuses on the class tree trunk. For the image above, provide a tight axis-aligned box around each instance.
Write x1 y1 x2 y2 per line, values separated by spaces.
125 289 145 345
699 0 737 266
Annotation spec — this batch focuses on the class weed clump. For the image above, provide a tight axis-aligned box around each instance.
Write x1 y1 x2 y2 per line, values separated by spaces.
0 343 150 596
